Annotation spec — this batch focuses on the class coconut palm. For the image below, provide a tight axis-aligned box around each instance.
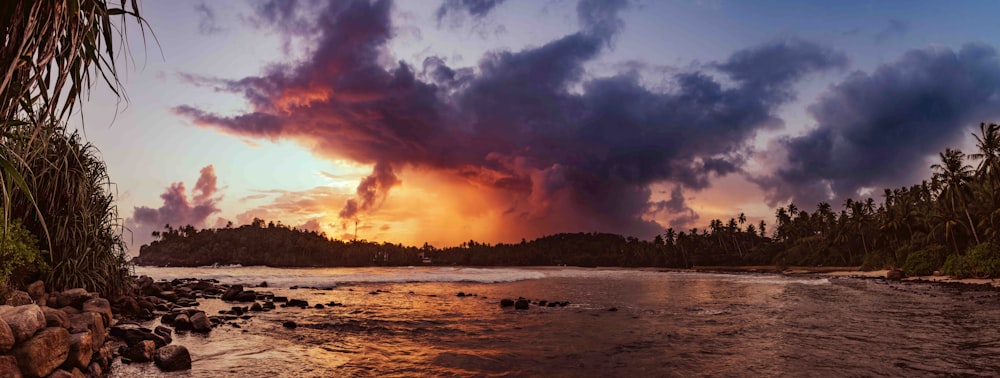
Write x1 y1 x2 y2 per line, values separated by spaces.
931 148 980 245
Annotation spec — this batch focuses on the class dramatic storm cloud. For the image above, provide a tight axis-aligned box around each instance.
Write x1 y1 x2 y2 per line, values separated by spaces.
174 0 845 240
130 165 223 247
759 43 1000 207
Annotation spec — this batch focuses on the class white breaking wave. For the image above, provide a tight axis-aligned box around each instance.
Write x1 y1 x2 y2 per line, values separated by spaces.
133 266 830 288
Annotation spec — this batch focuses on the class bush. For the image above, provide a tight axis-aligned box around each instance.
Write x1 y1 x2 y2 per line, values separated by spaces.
942 243 1000 279
860 249 893 271
0 219 45 304
0 219 44 280
901 245 946 276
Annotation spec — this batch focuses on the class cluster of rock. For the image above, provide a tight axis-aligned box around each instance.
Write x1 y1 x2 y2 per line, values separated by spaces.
499 297 570 310
0 282 117 377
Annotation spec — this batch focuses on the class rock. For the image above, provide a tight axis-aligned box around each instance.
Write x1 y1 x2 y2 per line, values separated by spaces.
259 281 268 288
250 303 263 312
514 299 529 310
154 326 172 338
0 305 46 344
160 313 177 325
886 269 905 281
62 330 92 370
287 299 308 307
499 299 515 308
538 300 548 306
221 285 243 301
190 312 211 333
173 314 191 330
44 368 84 378
54 289 90 309
546 302 558 307
234 291 257 302
67 312 104 348
0 355 20 378
6 291 33 306
272 296 288 302
262 302 275 310
122 340 156 362
314 304 325 309
0 317 13 353
608 307 618 312
40 307 69 329
282 321 297 329
81 298 111 327
154 345 192 372
157 291 178 302
87 362 102 377
56 307 78 316
12 327 69 378
26 281 45 302
456 292 466 297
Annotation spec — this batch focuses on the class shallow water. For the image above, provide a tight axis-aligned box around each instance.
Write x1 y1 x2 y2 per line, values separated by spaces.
115 267 1000 377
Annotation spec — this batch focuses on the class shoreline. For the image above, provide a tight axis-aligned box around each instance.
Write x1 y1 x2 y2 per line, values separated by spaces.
692 265 1000 288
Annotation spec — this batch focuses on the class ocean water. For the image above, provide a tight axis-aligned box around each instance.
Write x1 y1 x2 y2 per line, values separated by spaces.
114 266 1000 377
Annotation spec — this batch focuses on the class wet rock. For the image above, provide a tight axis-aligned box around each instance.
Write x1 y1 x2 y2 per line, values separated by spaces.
63 330 93 370
122 340 156 362
154 326 172 338
190 312 212 333
546 302 558 307
456 292 466 297
55 289 90 309
538 300 548 306
221 285 243 301
250 303 263 312
235 291 257 302
499 299 515 308
608 307 618 312
154 345 192 372
6 291 33 306
40 307 69 329
282 321 297 329
559 302 569 307
0 355 20 378
273 296 288 303
259 281 268 288
262 302 276 310
173 313 191 330
287 299 308 307
0 305 46 344
514 299 529 310
157 291 178 302
314 304 325 309
12 327 69 378
81 298 111 327
0 317 13 353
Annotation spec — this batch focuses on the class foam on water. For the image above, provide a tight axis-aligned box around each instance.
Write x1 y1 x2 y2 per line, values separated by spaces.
134 265 829 288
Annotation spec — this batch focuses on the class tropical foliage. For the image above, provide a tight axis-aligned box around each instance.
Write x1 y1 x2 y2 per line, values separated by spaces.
0 0 146 298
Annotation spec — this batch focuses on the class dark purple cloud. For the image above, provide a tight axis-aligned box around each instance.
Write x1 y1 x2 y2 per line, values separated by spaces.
130 165 222 250
758 43 1000 207
175 0 844 240
436 0 506 24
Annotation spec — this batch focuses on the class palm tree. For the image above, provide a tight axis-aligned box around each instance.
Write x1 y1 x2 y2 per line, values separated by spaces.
931 148 980 245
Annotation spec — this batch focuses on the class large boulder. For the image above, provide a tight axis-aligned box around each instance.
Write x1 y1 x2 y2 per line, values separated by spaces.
40 307 69 329
81 298 112 327
221 285 243 301
55 290 90 310
154 345 192 372
0 355 20 378
173 314 191 330
12 327 69 378
67 312 105 348
0 305 45 343
0 317 13 353
190 312 211 333
6 291 33 306
122 340 156 362
62 330 93 370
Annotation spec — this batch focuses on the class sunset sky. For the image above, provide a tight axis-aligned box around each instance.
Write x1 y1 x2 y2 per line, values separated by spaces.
72 0 1000 253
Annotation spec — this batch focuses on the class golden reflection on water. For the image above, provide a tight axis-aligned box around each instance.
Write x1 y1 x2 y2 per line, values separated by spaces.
114 269 1000 377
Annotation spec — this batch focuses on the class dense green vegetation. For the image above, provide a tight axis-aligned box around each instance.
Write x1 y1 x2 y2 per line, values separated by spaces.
137 123 1000 278
0 0 146 301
